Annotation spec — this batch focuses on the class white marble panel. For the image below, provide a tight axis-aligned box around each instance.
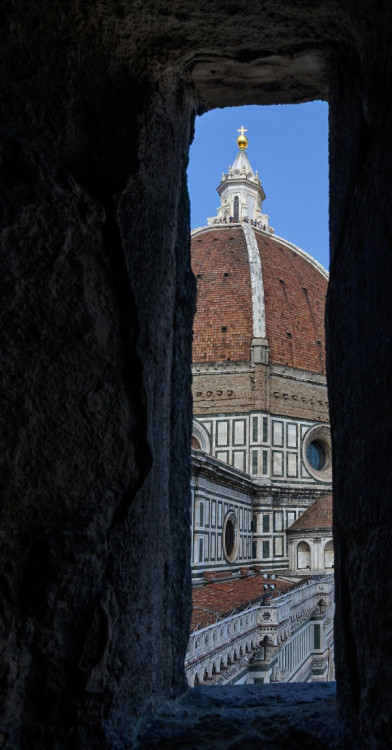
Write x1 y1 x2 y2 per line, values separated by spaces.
273 421 283 447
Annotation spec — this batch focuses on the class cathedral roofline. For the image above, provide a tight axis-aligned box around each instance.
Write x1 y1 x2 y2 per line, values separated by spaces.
191 223 329 280
191 448 258 494
286 493 333 532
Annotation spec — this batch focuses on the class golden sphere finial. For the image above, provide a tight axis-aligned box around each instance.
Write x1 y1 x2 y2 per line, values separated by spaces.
237 125 248 150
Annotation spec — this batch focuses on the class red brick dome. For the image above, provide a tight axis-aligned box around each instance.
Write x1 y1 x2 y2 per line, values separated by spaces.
191 224 328 374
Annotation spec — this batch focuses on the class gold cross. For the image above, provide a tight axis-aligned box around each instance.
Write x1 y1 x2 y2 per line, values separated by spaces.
238 126 248 136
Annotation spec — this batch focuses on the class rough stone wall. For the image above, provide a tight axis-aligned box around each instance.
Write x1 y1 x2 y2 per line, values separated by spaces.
270 372 329 422
139 683 340 749
0 132 150 747
1 1 392 748
193 366 328 422
0 14 196 745
327 31 392 747
193 368 266 415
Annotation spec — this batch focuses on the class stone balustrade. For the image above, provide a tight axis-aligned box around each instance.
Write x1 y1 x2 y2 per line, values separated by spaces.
186 575 334 686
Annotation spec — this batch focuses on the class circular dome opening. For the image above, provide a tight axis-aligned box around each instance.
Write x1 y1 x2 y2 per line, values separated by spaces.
303 425 332 482
223 511 239 563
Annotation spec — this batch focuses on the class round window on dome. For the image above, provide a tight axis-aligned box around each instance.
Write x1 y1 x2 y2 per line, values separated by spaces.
222 511 239 563
302 425 332 482
306 441 326 471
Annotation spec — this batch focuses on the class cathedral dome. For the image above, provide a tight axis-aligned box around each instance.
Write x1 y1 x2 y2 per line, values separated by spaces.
191 133 328 374
192 224 328 373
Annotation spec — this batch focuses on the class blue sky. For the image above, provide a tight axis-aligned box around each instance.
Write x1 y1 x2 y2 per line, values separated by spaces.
187 102 329 270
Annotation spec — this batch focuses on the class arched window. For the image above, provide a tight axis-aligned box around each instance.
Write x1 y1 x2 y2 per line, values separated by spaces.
225 518 235 555
233 195 239 221
192 420 211 453
297 541 311 569
324 540 334 568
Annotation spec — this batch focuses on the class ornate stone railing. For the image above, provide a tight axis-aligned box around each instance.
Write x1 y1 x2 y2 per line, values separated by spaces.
185 575 334 685
257 575 334 643
186 604 259 665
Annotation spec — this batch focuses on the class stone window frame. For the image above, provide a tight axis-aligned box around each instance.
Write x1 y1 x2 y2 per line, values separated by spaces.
222 510 239 563
192 419 211 453
297 540 312 570
302 424 332 482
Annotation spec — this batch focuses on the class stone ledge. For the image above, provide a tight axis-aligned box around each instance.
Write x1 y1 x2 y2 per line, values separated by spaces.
138 683 341 749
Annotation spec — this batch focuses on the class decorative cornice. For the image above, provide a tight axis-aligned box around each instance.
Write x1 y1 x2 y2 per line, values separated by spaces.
191 449 257 494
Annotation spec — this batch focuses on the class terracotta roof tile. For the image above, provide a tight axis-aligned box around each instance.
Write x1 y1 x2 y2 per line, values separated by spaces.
256 233 327 373
191 226 328 373
286 494 333 532
192 227 252 362
191 574 299 630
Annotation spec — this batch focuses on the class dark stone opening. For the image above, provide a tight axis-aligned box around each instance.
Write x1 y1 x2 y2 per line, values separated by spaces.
225 519 235 557
2 2 392 747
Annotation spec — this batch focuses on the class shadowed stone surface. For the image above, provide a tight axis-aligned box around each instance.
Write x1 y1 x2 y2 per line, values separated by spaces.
138 684 340 749
1 1 392 747
1 65 196 748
